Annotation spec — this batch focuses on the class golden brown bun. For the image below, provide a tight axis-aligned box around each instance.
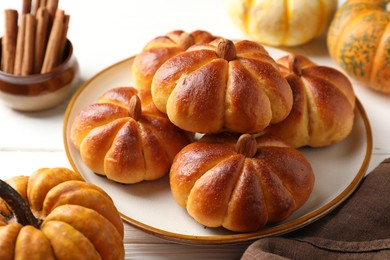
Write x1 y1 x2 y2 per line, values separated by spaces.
152 38 293 134
70 87 191 184
132 30 217 90
170 133 314 232
265 54 356 148
97 85 165 117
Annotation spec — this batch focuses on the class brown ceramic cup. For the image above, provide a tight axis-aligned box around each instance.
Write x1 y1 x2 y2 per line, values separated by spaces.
0 39 80 111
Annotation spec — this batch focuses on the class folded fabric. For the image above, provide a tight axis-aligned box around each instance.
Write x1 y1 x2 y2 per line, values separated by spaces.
242 158 390 259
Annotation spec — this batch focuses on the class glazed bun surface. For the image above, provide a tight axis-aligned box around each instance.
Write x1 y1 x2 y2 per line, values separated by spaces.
170 133 315 232
152 39 293 134
265 54 356 147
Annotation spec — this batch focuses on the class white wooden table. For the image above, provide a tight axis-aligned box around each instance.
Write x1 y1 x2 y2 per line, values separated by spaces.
1 1 389 259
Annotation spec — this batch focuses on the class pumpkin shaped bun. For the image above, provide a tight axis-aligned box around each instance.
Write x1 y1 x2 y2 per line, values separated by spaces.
70 87 192 184
0 168 124 259
170 133 315 232
152 38 293 134
132 30 217 90
265 54 356 148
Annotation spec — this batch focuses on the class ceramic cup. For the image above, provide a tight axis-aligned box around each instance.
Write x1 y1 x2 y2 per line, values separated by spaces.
0 39 80 111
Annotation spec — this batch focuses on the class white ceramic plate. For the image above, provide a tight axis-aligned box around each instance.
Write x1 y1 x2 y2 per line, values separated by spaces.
63 56 372 245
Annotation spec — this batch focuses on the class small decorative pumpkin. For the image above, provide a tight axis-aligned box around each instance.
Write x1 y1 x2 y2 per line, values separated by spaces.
132 30 217 90
265 54 356 148
327 0 390 93
170 133 315 232
226 0 337 46
152 38 293 134
70 86 192 184
0 167 124 259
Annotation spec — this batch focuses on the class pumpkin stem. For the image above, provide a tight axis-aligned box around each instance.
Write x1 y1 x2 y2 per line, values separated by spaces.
236 134 257 158
177 32 195 50
288 54 302 76
0 179 42 228
217 39 236 61
128 95 142 121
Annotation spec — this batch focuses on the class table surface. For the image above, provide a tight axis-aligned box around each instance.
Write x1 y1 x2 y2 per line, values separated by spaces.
1 0 389 259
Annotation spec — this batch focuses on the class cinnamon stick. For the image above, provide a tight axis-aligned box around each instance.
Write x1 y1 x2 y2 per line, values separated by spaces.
32 0 46 15
46 0 58 19
32 0 40 15
1 9 18 74
57 14 69 64
46 0 58 33
2 1 70 75
21 14 36 76
22 0 32 14
40 0 48 8
41 9 64 73
34 7 50 73
14 14 27 75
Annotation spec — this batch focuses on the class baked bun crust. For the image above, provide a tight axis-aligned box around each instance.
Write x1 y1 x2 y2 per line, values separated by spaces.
70 87 191 184
152 39 293 134
265 54 356 147
170 133 314 232
132 30 217 90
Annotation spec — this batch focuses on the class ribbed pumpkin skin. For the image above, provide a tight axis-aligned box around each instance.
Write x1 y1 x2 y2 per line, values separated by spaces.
227 0 337 46
0 168 124 260
327 0 390 93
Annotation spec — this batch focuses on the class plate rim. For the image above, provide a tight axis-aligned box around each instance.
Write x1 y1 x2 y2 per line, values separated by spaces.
63 56 373 245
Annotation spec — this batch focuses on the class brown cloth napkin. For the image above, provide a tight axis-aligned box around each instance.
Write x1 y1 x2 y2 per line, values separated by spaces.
242 158 390 260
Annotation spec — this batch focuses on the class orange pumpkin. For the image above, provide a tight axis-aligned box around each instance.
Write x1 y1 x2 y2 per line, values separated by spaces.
0 168 124 259
327 0 390 93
